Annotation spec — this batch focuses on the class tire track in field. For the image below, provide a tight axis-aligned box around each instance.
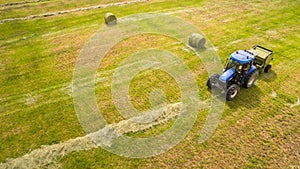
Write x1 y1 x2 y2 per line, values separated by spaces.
0 70 111 117
0 0 149 24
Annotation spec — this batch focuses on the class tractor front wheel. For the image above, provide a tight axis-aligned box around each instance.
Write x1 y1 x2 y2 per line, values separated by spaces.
226 84 240 101
207 73 220 89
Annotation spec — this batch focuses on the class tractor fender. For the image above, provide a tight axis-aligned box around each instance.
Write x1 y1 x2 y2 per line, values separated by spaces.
248 65 257 74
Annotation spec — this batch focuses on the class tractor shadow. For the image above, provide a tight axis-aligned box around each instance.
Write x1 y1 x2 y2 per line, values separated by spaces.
258 70 277 82
205 70 277 111
227 70 277 109
226 85 263 110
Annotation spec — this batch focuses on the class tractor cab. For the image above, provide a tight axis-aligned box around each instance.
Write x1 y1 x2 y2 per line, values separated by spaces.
224 50 255 74
219 50 257 84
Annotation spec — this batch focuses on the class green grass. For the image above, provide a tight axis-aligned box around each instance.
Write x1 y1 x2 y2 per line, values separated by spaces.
1 0 300 168
0 0 128 20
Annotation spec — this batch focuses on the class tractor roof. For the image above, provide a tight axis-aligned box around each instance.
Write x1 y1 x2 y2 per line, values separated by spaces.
230 50 255 64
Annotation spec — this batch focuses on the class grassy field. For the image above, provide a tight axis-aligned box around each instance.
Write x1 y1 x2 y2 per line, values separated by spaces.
0 0 299 168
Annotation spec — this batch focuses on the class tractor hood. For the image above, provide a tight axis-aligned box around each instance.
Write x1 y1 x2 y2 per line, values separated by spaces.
219 68 235 82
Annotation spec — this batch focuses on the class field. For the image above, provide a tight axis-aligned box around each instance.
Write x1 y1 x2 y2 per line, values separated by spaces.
0 0 299 168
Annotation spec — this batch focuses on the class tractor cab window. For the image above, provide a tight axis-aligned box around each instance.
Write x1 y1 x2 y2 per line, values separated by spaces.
225 59 240 70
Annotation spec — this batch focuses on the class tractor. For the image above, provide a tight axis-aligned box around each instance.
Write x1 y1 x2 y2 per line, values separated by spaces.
207 45 273 101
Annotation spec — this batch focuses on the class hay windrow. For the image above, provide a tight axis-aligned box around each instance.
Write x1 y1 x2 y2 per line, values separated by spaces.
0 0 45 7
0 102 210 168
0 136 97 169
0 0 149 24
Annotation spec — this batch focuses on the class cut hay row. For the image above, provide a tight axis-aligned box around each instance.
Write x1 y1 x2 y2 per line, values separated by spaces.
0 0 45 7
0 102 210 168
0 0 149 24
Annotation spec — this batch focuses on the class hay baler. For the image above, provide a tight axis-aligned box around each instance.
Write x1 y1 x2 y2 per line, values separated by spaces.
207 45 273 101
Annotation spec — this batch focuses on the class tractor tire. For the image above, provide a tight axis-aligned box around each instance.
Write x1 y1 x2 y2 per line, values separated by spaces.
244 70 259 88
207 73 220 89
264 64 272 73
226 84 240 101
188 33 206 49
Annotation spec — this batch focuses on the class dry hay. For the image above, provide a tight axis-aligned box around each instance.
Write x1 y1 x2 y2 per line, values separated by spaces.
0 0 149 24
0 0 44 7
0 102 208 168
104 13 117 25
188 33 206 49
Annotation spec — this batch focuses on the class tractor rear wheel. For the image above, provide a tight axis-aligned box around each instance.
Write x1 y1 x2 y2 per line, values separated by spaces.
244 70 259 88
264 64 272 73
207 73 220 89
226 84 240 101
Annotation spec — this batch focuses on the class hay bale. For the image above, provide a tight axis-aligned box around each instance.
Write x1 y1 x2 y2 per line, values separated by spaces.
104 12 117 25
188 33 206 49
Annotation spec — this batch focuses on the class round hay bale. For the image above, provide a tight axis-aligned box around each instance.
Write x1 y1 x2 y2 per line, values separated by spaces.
188 33 206 49
104 13 117 25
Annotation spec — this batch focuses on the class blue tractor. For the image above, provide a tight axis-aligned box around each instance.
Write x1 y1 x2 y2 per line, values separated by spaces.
207 45 273 101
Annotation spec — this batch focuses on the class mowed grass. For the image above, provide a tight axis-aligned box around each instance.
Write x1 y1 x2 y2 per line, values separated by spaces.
0 0 299 168
0 0 129 20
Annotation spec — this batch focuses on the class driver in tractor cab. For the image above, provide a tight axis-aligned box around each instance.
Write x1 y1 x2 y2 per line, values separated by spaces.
243 62 251 74
240 61 252 83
